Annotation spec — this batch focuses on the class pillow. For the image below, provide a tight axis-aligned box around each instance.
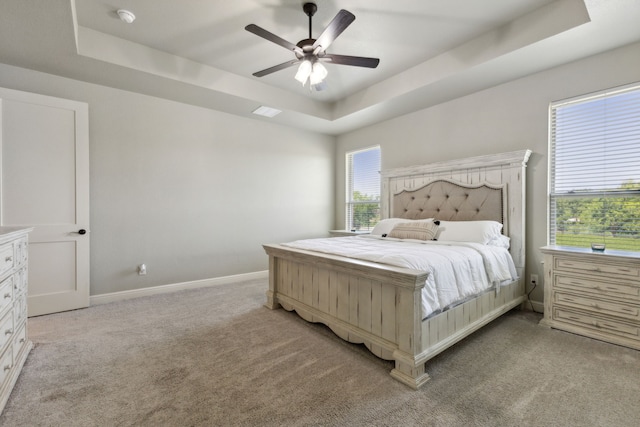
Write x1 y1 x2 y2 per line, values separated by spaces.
387 221 439 241
487 234 511 249
436 220 503 244
370 218 434 236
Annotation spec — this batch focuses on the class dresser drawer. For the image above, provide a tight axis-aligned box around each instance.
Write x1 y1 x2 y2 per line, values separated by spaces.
0 277 14 316
0 312 13 356
0 243 14 279
13 294 27 327
13 267 28 297
554 291 640 322
0 345 13 390
554 257 640 280
555 275 640 302
12 325 27 361
553 307 640 342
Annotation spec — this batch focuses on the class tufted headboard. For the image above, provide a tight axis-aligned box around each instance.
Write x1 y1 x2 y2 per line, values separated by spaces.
392 179 507 233
380 150 531 274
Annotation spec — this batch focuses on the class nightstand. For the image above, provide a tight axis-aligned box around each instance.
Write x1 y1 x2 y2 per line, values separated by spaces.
540 245 640 351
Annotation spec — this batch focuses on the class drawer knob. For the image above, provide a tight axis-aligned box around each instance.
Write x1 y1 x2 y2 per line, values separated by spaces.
3 293 10 299
5 329 13 335
4 256 11 262
19 338 25 344
3 365 10 372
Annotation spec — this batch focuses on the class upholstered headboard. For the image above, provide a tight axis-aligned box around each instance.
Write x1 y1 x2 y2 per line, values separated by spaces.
380 150 531 274
392 179 506 231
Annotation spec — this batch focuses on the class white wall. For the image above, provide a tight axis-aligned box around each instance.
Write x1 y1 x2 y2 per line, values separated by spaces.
2 40 639 303
335 41 640 306
0 63 335 296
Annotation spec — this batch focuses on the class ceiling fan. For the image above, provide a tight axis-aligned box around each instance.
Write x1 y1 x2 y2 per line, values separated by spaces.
245 2 380 91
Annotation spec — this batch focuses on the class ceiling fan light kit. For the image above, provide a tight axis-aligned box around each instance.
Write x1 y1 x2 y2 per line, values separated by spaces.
245 2 379 92
294 60 312 84
294 59 327 87
310 62 328 84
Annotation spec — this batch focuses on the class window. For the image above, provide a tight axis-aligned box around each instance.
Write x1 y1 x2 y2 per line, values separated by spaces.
549 83 640 251
346 146 381 231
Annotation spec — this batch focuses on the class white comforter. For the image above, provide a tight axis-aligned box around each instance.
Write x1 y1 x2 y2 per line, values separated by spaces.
282 235 518 318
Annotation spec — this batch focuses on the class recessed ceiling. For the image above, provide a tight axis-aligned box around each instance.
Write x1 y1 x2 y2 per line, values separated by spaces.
1 0 640 134
74 0 558 102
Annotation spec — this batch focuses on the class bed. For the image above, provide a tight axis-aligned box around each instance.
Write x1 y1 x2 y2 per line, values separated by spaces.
263 150 531 389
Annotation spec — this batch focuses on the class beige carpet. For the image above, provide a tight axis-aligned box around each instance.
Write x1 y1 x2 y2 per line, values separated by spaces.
1 279 638 426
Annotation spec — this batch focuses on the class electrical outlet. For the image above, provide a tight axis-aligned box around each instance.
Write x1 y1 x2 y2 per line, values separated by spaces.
530 274 538 285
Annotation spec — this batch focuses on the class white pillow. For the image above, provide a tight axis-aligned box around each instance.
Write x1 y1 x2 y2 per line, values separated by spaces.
487 234 511 249
370 218 434 236
436 220 503 244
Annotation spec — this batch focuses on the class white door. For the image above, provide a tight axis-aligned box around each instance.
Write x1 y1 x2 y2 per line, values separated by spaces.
0 87 90 316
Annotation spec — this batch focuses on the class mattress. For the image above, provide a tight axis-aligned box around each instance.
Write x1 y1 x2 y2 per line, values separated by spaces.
282 235 518 319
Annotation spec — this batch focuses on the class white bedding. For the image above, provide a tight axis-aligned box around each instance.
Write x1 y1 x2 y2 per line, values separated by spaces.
282 235 518 319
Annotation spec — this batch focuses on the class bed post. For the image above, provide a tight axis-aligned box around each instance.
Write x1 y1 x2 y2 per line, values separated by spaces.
390 280 431 389
264 253 281 310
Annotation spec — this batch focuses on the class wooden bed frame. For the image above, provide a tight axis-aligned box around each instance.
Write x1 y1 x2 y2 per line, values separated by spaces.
263 150 531 389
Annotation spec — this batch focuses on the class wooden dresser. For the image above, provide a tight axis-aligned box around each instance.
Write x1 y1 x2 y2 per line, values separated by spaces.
0 227 32 414
540 245 640 350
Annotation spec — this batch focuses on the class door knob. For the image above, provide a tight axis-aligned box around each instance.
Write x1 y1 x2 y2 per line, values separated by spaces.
78 229 87 235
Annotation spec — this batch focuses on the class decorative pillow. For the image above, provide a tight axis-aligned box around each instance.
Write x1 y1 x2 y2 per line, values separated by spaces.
436 220 503 244
387 221 439 241
370 218 434 236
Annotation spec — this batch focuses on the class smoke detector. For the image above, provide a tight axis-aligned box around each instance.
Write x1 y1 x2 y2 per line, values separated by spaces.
117 9 136 24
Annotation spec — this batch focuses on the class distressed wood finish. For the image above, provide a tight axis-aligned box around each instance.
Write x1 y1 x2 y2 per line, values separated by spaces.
540 246 640 350
264 150 531 388
0 227 33 414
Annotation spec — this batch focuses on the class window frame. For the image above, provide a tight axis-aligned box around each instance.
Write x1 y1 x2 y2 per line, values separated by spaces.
345 145 381 232
548 82 640 252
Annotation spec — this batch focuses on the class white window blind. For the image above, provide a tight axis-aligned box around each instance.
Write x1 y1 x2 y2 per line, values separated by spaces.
346 146 381 231
549 83 640 251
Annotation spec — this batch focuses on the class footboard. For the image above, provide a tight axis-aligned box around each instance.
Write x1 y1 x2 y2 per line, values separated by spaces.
263 243 526 389
263 243 431 387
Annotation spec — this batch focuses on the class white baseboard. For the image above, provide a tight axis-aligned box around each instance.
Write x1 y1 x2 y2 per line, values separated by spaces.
90 270 268 306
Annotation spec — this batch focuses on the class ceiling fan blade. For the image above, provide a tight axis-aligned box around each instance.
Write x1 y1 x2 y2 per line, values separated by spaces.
323 54 380 68
252 60 300 78
312 10 355 51
245 24 303 55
